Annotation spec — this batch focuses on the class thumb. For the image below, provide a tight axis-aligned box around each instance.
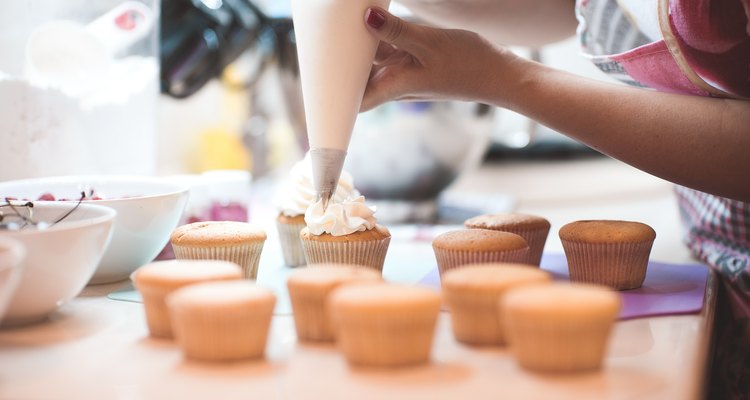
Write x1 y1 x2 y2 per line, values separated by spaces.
364 7 425 54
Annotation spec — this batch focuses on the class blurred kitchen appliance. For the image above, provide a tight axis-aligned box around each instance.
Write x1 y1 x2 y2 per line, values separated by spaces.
160 0 269 98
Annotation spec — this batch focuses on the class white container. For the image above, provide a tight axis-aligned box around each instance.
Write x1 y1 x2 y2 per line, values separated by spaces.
0 1 159 181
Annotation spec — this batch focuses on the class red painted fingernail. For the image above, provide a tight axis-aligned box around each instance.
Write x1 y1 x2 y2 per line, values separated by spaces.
366 8 386 29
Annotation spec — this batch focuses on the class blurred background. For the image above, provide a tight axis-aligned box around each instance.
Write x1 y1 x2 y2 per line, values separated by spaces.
157 0 611 221
0 0 613 223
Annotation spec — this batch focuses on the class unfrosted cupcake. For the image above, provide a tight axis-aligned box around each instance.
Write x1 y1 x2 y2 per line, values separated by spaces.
170 221 267 279
432 229 530 277
559 220 656 290
328 283 441 367
287 264 381 342
442 264 552 346
131 260 243 338
501 283 621 373
275 154 360 267
300 196 391 272
167 280 276 361
464 213 551 266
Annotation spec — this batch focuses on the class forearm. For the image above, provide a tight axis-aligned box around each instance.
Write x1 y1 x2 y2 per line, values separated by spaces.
397 0 577 47
490 60 750 202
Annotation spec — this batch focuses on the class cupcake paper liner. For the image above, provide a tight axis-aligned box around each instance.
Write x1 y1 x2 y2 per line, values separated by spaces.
466 225 550 266
503 312 616 372
300 237 391 273
561 240 654 290
139 288 175 339
331 306 440 367
168 298 275 361
172 242 265 280
446 300 504 345
506 227 549 266
433 248 530 278
276 220 307 267
288 293 333 342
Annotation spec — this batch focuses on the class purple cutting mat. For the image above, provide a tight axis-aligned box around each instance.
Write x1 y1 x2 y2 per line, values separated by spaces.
418 253 709 320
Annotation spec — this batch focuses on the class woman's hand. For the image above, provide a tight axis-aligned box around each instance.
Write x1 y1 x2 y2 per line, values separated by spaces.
361 7 523 111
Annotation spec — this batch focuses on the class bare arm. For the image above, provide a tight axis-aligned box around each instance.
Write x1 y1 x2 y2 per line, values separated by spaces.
396 0 578 47
362 7 750 202
494 59 750 202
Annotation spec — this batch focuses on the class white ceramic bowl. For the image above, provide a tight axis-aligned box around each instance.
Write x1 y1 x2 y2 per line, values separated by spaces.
0 176 189 284
0 202 115 326
0 237 25 323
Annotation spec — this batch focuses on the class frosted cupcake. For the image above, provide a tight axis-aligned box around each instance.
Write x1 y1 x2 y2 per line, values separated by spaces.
559 220 656 290
287 264 381 342
170 221 267 279
464 213 551 266
328 283 441 367
501 283 621 373
432 229 530 278
300 196 391 272
275 154 360 267
167 280 276 361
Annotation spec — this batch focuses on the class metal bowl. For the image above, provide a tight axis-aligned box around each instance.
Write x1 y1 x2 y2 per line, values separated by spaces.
345 101 493 201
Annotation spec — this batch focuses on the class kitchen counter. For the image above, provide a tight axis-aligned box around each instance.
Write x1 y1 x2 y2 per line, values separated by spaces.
0 156 715 400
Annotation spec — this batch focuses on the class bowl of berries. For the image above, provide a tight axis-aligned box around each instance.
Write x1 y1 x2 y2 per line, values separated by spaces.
0 201 115 326
0 176 189 284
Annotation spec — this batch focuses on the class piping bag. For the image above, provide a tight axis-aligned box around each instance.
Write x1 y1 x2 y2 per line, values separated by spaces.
292 0 391 210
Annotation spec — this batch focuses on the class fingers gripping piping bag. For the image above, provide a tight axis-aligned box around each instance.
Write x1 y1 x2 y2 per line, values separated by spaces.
292 0 391 209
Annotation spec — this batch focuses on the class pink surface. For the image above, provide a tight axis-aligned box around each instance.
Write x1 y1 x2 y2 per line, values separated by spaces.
418 253 709 320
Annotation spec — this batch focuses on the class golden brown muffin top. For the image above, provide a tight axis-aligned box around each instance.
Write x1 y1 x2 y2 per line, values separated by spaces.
276 213 306 225
558 220 656 243
299 224 391 242
170 221 267 246
329 283 441 313
287 264 381 291
503 283 621 318
442 264 552 294
465 213 551 231
132 260 242 290
168 280 276 308
432 229 529 252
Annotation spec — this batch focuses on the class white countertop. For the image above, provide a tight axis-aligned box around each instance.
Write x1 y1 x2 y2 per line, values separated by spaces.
0 157 715 400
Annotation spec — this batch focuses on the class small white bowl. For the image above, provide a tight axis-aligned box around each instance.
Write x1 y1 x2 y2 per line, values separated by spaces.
0 176 189 284
0 202 116 326
0 237 25 323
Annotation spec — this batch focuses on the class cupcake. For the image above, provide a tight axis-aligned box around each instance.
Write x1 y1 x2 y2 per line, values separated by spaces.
300 196 391 272
131 260 243 338
559 220 656 290
464 213 551 266
275 153 360 267
501 283 621 373
441 264 552 346
328 283 441 367
287 263 381 342
432 229 530 277
170 221 267 279
167 281 276 361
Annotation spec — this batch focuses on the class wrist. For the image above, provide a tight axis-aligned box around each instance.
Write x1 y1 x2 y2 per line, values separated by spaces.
479 49 543 110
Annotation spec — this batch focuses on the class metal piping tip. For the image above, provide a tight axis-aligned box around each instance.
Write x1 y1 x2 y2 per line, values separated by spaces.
310 148 347 211
318 190 332 211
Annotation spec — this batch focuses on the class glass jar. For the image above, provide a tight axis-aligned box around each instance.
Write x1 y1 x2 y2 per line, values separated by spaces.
0 0 159 181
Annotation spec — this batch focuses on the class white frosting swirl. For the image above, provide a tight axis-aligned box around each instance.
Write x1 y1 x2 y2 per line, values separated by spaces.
276 153 359 217
304 195 377 236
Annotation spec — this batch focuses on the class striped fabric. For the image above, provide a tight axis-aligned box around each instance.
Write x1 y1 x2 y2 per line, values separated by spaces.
576 1 750 398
